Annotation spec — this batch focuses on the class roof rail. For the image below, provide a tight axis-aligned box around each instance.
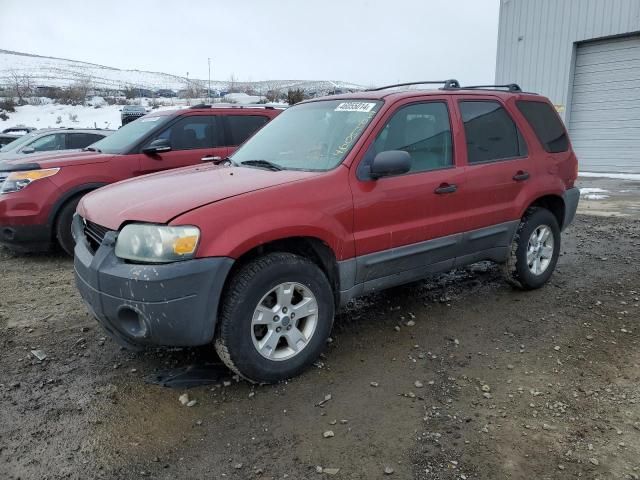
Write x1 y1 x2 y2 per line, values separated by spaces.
189 103 285 110
367 79 460 91
457 83 523 92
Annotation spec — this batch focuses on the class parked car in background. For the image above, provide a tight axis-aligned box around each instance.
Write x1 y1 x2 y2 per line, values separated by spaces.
2 125 38 135
121 105 147 126
0 105 282 254
0 133 19 148
0 128 113 160
73 81 579 383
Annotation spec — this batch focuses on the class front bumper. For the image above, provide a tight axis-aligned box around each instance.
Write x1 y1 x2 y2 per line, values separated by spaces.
0 186 54 251
72 215 234 349
0 223 52 252
562 187 580 230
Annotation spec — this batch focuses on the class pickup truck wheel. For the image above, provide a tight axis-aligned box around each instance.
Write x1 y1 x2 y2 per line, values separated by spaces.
55 196 81 256
215 252 334 383
503 207 560 290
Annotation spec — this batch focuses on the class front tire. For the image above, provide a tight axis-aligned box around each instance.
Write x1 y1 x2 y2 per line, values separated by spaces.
503 207 560 290
55 196 82 256
215 252 334 383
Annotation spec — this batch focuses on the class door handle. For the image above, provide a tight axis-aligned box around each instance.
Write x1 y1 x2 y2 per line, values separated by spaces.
201 156 221 162
513 170 530 181
434 183 457 194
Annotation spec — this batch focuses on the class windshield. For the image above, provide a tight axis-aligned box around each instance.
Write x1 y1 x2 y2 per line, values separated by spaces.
0 132 38 152
89 115 170 154
231 99 382 171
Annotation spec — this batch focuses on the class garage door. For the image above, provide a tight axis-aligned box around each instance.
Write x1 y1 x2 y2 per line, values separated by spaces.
569 35 640 173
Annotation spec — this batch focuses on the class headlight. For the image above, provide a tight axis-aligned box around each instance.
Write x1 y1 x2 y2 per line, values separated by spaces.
115 224 200 263
1 168 60 194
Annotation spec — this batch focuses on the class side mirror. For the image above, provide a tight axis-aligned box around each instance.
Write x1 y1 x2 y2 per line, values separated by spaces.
369 150 411 179
143 138 171 154
21 147 35 154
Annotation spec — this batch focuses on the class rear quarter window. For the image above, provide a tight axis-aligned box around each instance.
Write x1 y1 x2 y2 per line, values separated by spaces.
516 100 568 153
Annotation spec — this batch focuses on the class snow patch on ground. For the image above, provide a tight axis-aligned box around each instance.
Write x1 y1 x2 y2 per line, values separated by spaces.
2 104 121 130
223 92 265 104
580 188 609 195
580 172 640 181
1 103 181 130
580 188 610 201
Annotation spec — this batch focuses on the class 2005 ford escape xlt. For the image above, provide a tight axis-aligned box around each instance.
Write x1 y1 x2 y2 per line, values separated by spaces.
73 80 579 383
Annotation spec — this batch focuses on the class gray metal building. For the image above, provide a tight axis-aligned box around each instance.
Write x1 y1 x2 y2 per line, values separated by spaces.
495 0 640 173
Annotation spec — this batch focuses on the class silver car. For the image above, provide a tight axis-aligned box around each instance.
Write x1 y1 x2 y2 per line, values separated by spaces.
0 128 114 160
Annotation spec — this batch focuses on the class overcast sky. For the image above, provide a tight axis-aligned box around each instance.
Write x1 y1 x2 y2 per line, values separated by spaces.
0 0 500 86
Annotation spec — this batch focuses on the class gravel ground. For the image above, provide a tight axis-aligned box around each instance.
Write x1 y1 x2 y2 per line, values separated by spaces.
1 178 639 480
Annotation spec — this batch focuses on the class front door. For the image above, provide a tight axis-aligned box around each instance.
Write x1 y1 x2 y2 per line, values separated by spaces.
349 98 467 282
137 114 229 175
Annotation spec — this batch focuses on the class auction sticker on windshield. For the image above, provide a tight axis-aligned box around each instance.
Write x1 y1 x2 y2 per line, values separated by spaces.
335 102 377 113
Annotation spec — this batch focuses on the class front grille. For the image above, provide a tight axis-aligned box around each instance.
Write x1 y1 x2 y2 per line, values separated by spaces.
121 112 146 126
0 172 8 184
83 220 112 253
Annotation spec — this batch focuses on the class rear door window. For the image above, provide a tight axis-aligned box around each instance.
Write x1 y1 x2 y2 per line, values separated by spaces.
67 133 104 149
516 100 568 153
153 115 221 150
459 101 527 163
226 115 270 145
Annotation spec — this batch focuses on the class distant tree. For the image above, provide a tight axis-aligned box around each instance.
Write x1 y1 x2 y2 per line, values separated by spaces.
265 89 280 102
74 75 93 100
287 88 305 105
0 97 16 112
8 70 34 104
124 85 138 100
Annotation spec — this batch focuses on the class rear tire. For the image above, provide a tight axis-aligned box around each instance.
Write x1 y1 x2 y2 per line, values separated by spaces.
503 207 560 290
215 252 334 384
55 196 82 256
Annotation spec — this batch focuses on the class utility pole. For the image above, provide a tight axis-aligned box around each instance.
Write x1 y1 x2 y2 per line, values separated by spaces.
208 58 212 104
186 72 190 105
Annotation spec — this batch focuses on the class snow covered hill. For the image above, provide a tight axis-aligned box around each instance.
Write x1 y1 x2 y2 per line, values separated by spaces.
0 49 366 95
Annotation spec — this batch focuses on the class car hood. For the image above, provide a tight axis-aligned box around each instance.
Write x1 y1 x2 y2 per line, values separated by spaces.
0 150 114 171
79 164 321 230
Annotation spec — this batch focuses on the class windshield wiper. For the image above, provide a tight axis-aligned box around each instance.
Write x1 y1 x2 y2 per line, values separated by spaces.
240 159 282 171
83 146 102 153
211 156 234 166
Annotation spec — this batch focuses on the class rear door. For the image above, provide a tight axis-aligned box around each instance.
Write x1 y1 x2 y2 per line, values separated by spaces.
137 114 227 174
455 97 531 232
349 97 467 280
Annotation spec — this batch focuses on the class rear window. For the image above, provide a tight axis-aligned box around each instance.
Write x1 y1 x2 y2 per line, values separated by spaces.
227 115 269 145
516 101 568 153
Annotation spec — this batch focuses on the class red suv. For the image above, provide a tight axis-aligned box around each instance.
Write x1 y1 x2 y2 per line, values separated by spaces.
73 81 579 383
0 106 281 254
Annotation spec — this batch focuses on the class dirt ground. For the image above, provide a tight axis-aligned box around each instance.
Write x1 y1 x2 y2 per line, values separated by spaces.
1 177 639 480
